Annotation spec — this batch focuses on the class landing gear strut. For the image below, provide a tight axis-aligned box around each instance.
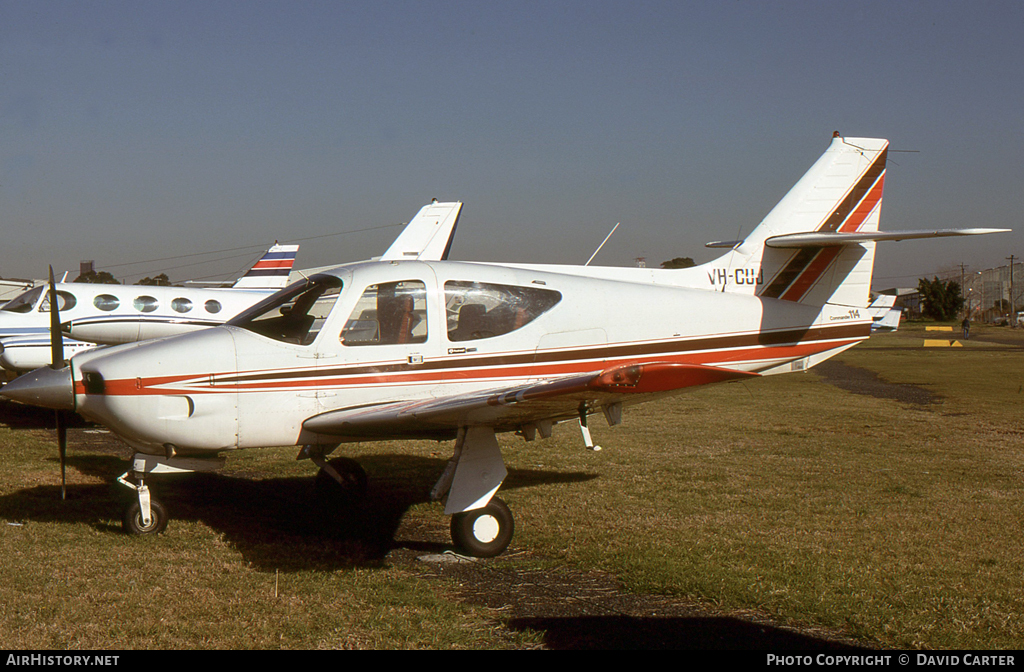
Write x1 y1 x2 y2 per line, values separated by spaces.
116 453 225 535
431 426 515 557
312 456 368 508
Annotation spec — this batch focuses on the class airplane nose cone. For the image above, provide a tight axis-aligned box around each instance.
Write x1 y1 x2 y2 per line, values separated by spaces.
0 366 74 410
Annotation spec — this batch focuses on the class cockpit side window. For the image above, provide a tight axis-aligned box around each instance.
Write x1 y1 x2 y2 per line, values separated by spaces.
341 280 428 346
38 290 77 313
1 286 44 313
445 281 561 342
228 275 343 345
39 291 78 313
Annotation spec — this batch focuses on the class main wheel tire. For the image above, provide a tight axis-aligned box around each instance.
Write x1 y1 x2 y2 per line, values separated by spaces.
122 499 169 535
450 496 514 558
313 457 368 509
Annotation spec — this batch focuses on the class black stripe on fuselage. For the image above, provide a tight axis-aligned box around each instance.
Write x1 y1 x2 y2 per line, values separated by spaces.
220 323 869 385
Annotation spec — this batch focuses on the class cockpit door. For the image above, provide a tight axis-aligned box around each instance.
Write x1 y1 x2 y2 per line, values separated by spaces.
317 267 440 409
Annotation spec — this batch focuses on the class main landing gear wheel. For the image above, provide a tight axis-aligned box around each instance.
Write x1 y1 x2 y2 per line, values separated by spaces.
122 499 169 535
450 496 514 558
313 457 368 508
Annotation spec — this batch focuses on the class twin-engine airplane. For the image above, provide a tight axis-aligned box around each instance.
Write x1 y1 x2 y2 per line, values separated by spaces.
0 243 300 373
2 135 1007 557
0 200 463 372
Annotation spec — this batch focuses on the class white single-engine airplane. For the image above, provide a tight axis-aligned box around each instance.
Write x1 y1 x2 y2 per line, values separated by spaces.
1 136 1007 557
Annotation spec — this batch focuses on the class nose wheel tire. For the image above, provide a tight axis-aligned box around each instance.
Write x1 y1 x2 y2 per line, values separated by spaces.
450 496 514 558
122 498 169 535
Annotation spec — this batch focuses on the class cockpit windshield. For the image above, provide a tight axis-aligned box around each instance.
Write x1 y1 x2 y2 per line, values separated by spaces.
1 286 44 314
227 275 343 345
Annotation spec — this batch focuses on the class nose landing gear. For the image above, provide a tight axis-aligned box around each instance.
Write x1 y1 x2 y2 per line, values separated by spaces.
116 453 226 535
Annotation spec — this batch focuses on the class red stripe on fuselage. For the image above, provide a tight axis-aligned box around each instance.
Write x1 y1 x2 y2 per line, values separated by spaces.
80 327 870 397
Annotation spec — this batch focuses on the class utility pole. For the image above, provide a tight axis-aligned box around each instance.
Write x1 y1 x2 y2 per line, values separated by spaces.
1007 255 1016 327
960 262 967 318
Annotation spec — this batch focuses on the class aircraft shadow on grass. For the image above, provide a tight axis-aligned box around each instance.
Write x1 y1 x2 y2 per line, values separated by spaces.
0 453 870 650
0 452 596 570
0 402 92 431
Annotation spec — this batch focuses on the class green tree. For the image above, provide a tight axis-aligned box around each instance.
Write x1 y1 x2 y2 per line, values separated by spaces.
660 257 696 269
917 276 964 321
74 270 120 284
136 273 172 286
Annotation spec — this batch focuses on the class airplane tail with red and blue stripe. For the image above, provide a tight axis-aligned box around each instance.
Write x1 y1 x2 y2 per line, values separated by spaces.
231 244 300 289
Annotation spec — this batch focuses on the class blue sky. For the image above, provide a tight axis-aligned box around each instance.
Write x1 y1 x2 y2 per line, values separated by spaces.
3 1 1022 287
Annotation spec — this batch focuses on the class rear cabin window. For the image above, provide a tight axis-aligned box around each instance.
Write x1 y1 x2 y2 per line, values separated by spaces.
341 280 428 346
171 298 193 313
444 281 561 341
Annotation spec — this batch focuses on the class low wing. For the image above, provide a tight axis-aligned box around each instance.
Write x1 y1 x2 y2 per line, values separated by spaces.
380 201 462 261
302 361 758 440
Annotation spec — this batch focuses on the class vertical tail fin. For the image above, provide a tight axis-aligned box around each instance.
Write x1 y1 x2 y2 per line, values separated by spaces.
380 201 463 261
231 244 300 289
700 135 889 308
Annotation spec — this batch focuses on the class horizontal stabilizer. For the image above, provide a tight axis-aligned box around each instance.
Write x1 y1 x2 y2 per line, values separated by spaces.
765 228 1010 248
302 362 757 439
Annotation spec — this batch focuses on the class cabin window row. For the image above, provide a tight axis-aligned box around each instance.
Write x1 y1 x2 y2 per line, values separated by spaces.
338 280 562 346
231 277 562 347
2 286 225 317
90 295 223 314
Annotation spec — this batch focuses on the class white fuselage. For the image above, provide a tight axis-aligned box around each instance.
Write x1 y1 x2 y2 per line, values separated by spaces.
67 260 871 456
0 282 279 371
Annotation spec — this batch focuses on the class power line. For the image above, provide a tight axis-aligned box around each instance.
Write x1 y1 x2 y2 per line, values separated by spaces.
100 222 405 271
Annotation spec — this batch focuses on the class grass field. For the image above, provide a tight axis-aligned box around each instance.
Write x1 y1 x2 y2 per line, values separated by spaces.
1 321 1022 649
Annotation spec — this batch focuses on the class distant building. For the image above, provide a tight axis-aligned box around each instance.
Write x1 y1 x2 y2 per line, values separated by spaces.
962 263 1023 324
876 261 1023 324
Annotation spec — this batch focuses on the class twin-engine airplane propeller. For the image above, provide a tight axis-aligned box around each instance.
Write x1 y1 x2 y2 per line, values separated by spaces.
2 135 1008 557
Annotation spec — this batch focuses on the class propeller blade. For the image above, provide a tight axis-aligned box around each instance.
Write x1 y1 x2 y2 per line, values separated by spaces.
47 266 67 500
47 266 64 369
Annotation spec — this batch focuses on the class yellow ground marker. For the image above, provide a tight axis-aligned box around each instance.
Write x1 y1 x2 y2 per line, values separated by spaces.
925 326 953 332
923 339 964 347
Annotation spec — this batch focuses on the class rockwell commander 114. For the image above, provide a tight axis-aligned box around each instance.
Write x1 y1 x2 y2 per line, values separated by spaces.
1 134 1007 557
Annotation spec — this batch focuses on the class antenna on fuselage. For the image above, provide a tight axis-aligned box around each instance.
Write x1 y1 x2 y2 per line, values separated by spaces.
585 222 620 266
